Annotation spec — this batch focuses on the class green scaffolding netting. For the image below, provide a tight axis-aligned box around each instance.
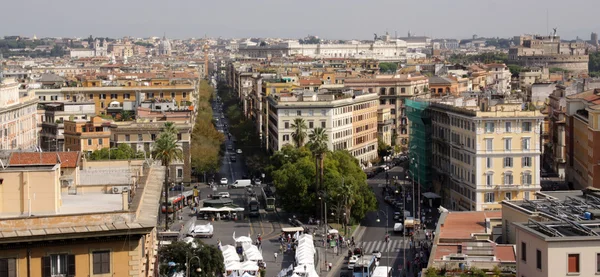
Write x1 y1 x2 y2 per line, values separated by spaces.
405 99 432 191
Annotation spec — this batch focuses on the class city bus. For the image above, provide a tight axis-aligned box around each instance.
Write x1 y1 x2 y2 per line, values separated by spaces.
353 255 377 277
261 186 276 211
248 197 260 217
161 191 195 213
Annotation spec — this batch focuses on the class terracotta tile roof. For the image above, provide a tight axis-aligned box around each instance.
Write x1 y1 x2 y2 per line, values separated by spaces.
8 152 81 168
299 79 322 86
433 244 459 259
439 211 501 239
495 245 516 262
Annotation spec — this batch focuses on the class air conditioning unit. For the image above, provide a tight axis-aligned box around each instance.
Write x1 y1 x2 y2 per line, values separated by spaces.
121 186 130 192
112 187 121 194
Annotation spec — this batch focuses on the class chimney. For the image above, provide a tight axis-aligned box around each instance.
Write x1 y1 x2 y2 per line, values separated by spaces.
122 191 129 211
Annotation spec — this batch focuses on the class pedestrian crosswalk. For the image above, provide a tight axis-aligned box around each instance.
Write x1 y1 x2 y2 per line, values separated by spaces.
355 240 409 254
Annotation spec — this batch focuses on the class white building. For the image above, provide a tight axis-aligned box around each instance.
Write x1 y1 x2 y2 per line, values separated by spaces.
265 90 379 164
239 40 407 61
0 78 39 150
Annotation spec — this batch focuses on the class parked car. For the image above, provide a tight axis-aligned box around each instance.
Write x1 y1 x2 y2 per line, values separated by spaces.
372 250 382 260
348 255 359 270
230 155 237 162
393 211 401 221
230 179 252 188
236 149 243 154
220 178 228 186
253 179 262 186
218 192 230 198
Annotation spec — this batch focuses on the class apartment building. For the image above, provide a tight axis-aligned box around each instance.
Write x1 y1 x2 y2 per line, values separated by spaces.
344 74 429 146
265 90 379 164
0 160 163 277
427 96 544 211
377 105 394 146
110 120 192 183
39 102 96 151
565 88 600 189
63 116 112 152
515 219 600 277
0 78 38 150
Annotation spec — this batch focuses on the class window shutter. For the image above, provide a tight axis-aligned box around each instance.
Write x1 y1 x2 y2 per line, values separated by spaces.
67 254 75 277
41 257 51 277
8 258 16 277
568 255 578 273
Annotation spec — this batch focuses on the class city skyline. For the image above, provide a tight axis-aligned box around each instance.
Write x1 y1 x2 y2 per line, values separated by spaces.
2 0 600 40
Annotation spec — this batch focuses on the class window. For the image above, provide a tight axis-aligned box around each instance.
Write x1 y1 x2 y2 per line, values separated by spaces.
504 173 513 185
138 134 143 141
522 173 532 186
486 157 492 168
524 191 530 200
125 135 130 142
177 168 183 179
124 93 130 99
321 121 326 128
485 122 495 133
42 254 75 277
522 122 532 132
522 138 530 151
568 254 579 273
284 110 289 116
321 110 326 116
486 139 493 151
171 92 175 99
182 92 187 99
596 253 600 273
308 110 314 116
536 250 542 269
92 251 110 274
504 157 513 167
0 258 16 277
505 192 512 200
283 135 289 141
505 122 512 132
284 122 289 129
521 242 527 262
151 134 156 141
485 192 495 203
504 138 512 151
309 121 314 128
98 139 103 145
88 139 92 146
89 94 94 100
522 157 531 167
296 110 301 116
486 174 493 186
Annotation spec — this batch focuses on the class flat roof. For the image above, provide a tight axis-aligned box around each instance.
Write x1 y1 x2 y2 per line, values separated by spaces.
79 168 132 185
502 189 600 222
516 219 600 239
439 211 501 240
59 193 123 215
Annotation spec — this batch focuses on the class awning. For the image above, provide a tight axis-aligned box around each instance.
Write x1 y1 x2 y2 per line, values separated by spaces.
422 192 441 199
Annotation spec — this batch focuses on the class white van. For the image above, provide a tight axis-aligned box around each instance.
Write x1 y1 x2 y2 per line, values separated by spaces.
230 179 252 188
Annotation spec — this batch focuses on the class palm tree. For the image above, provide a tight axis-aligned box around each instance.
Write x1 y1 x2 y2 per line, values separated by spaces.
153 124 183 230
309 127 328 218
291 118 308 148
163 122 178 138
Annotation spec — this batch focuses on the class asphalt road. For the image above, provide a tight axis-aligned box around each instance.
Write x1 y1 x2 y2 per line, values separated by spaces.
333 166 413 276
170 93 295 277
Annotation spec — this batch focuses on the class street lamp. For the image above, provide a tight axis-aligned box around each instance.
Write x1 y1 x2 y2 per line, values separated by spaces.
186 255 202 277
318 190 328 269
376 207 391 277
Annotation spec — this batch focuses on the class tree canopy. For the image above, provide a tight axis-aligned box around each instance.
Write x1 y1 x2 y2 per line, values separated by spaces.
379 62 398 73
448 52 508 64
271 145 377 223
159 240 224 277
191 80 224 178
88 143 145 160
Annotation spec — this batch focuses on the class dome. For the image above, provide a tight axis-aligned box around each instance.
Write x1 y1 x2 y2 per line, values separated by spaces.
158 36 172 55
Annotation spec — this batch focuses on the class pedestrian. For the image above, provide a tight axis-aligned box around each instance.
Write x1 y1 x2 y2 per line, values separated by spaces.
274 252 278 262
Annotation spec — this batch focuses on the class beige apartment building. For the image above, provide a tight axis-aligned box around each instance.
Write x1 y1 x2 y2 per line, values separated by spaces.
0 78 38 150
515 219 600 277
377 105 394 146
265 90 379 164
428 96 544 211
63 116 112 152
344 74 429 146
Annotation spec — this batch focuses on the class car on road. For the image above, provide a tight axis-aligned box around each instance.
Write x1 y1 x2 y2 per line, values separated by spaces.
236 149 243 154
393 222 403 233
372 250 382 260
220 178 228 186
217 192 230 198
227 145 233 151
393 211 402 221
253 179 262 186
348 255 359 270
230 155 236 162
230 179 252 188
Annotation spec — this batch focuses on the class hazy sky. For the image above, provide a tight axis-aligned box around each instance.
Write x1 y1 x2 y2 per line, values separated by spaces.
2 0 599 40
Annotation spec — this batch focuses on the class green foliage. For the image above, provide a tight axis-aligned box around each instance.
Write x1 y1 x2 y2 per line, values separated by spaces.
378 139 392 158
158 240 224 277
549 67 568 73
50 45 65 57
191 80 224 177
589 51 600 72
134 41 154 47
507 64 523 77
88 143 144 160
271 147 377 222
379 62 398 73
484 38 513 49
291 118 308 147
299 36 321 44
424 267 441 277
153 123 184 167
448 52 508 64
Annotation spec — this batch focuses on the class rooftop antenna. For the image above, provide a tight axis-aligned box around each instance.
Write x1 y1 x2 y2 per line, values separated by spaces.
546 9 549 37
0 53 4 82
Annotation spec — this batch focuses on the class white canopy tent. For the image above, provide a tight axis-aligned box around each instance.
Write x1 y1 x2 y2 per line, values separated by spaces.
240 260 259 271
242 244 263 261
225 261 242 271
235 236 253 244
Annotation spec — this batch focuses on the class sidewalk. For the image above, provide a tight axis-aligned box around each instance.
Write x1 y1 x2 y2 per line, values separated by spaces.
317 225 366 277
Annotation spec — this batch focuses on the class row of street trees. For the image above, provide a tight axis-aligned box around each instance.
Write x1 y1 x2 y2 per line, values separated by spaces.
191 81 225 181
271 118 377 225
87 143 146 160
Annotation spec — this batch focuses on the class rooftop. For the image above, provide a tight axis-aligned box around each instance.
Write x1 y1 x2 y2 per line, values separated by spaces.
438 211 501 240
59 193 123 215
8 151 81 168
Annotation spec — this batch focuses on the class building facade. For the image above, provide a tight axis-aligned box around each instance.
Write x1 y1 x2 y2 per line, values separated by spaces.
39 102 96 151
0 78 38 150
63 117 112 152
428 97 544 211
266 90 379 164
509 35 588 74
